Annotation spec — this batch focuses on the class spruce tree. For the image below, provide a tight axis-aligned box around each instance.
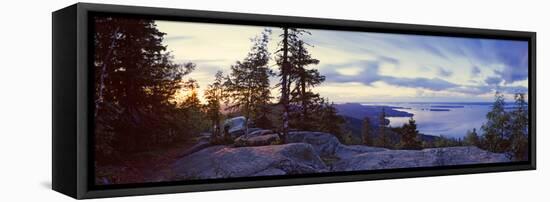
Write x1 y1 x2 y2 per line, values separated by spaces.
509 93 529 160
93 17 195 155
376 107 392 148
362 117 372 145
481 91 510 152
276 28 322 137
464 128 480 147
278 27 291 140
400 117 422 149
288 39 325 131
317 99 345 138
225 29 274 135
204 71 226 139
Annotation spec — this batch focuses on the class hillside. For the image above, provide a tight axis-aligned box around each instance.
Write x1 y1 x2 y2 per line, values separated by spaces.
335 103 438 145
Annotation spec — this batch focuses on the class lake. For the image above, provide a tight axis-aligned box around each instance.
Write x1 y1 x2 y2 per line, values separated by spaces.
363 102 498 138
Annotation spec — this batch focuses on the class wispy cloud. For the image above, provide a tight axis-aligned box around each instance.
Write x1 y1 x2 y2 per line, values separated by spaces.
438 67 453 77
485 76 503 86
164 36 193 41
157 20 529 102
471 65 481 76
322 61 458 91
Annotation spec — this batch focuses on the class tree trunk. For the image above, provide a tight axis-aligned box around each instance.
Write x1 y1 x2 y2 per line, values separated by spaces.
298 45 307 129
281 27 290 141
95 27 120 117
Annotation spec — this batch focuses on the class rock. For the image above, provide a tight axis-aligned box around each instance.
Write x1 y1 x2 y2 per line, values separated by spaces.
176 139 211 158
286 131 385 158
234 133 280 147
171 131 511 180
233 129 279 147
251 168 287 176
287 131 342 157
172 143 328 180
196 132 211 142
331 146 509 171
247 129 275 138
222 116 263 138
336 144 388 159
223 116 247 138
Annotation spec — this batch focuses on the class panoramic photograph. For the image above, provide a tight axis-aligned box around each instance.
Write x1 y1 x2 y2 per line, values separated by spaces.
93 16 529 185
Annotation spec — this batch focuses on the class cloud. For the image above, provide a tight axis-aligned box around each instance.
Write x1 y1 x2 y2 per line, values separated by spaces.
471 66 481 76
384 76 458 91
377 55 400 65
322 60 528 96
499 86 528 94
492 41 529 83
485 76 503 86
322 60 381 85
164 35 193 41
438 67 453 77
450 85 492 95
322 60 458 91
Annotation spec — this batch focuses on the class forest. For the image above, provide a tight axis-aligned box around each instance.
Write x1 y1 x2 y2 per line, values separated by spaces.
93 17 529 184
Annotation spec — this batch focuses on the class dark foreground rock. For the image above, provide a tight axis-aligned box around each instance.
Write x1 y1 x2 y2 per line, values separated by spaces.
172 131 510 179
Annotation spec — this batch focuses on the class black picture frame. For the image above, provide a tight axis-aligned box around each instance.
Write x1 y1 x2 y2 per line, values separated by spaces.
52 3 536 199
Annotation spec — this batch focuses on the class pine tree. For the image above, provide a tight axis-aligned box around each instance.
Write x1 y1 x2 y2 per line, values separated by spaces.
204 71 226 139
278 27 291 140
94 17 193 113
362 117 372 145
178 79 209 139
434 135 448 148
288 39 325 131
400 117 422 149
317 99 345 138
481 91 510 153
93 17 195 155
376 107 392 148
509 93 529 160
180 79 201 109
225 29 274 135
276 28 321 138
464 128 480 147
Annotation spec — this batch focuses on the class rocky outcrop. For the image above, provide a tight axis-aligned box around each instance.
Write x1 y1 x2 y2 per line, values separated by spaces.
176 139 211 159
287 131 387 158
234 132 281 147
172 143 328 180
172 131 510 179
332 146 509 171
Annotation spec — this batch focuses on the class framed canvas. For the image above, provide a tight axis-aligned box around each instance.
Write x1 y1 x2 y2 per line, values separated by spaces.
52 3 536 199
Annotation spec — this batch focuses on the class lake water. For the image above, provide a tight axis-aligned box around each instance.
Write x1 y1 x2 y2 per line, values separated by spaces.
364 103 496 138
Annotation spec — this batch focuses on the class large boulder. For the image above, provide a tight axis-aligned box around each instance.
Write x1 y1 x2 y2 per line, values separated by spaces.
222 116 263 138
222 116 248 137
172 143 328 180
331 146 510 171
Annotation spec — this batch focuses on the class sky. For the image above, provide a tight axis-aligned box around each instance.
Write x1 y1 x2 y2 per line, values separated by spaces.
156 20 529 103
